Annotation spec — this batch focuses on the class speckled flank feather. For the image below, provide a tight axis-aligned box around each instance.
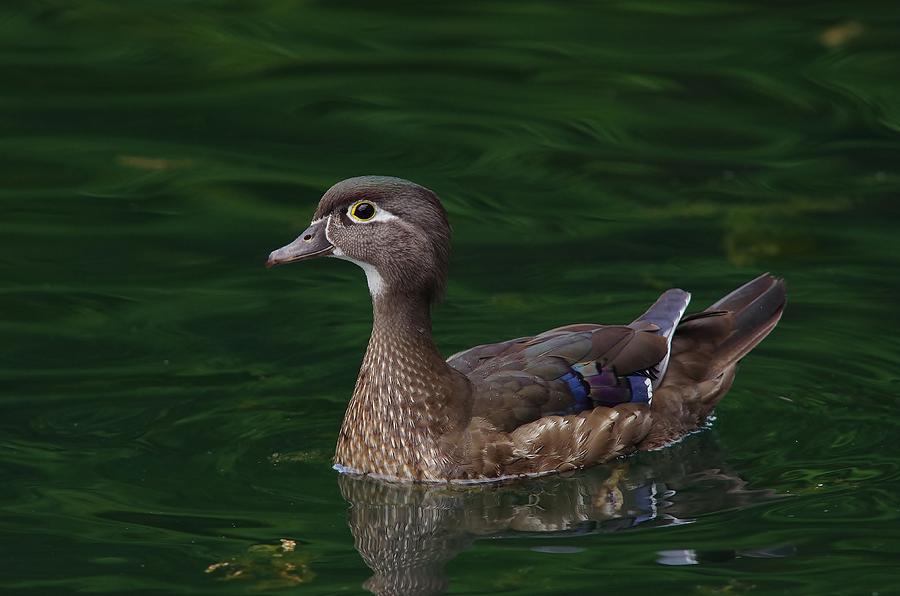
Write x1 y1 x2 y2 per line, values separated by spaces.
274 177 787 483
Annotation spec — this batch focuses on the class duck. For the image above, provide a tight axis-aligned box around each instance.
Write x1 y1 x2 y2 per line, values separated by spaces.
267 176 786 483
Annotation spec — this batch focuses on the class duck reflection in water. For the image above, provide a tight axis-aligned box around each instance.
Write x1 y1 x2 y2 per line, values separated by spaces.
338 436 782 596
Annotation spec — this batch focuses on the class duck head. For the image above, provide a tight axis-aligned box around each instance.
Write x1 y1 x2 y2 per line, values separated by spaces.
267 176 451 303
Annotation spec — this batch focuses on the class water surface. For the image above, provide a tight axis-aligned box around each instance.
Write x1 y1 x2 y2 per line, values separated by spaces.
2 1 899 594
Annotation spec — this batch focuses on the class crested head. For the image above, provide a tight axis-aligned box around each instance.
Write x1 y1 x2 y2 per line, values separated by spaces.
268 176 451 305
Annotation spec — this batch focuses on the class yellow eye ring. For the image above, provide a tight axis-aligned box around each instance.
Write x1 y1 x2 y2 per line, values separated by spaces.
349 200 377 222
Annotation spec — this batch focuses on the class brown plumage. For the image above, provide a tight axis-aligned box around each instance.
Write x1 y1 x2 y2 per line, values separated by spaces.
267 176 787 483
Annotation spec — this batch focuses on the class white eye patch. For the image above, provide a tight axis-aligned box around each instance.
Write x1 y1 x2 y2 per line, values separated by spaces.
367 208 399 223
346 199 399 224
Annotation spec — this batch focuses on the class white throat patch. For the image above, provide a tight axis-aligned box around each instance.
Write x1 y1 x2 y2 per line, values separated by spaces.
334 251 386 297
323 215 386 297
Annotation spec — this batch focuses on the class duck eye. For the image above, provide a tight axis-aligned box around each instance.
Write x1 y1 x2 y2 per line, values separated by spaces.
350 201 376 222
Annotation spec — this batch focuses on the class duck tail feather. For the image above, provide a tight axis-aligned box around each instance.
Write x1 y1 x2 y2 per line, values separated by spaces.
674 274 786 381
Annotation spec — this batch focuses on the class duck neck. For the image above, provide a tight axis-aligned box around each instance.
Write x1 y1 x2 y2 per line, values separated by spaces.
372 290 437 348
334 287 470 481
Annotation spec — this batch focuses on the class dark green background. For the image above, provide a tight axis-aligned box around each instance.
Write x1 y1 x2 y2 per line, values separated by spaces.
2 1 899 594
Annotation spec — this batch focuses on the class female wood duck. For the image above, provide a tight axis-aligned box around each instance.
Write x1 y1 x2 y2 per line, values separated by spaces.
267 176 786 483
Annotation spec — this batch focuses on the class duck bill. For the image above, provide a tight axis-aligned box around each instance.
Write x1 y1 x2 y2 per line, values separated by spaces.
266 219 334 268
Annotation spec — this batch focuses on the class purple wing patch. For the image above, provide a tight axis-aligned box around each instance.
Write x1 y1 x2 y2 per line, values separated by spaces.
571 362 653 408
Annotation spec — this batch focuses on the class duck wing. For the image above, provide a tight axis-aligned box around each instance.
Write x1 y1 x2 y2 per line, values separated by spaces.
448 289 690 433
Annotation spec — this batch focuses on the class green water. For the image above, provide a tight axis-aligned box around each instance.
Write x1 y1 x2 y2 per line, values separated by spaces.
3 1 899 594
